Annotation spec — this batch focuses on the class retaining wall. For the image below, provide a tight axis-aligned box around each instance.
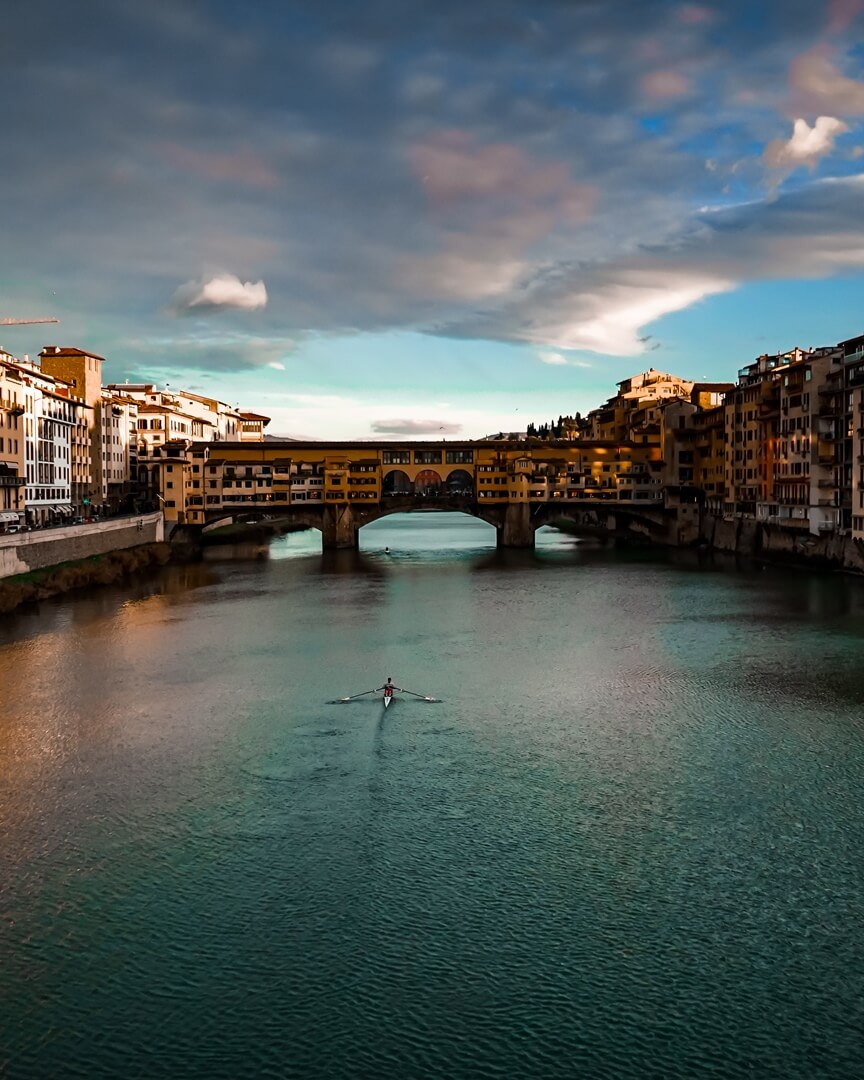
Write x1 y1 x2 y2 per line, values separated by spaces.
0 513 164 580
701 512 864 573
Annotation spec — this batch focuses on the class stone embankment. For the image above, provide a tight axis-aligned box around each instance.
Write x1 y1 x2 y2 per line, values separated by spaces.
700 513 864 573
554 509 864 574
0 512 169 614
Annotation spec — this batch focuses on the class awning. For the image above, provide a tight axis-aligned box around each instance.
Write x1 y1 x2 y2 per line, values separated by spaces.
0 511 20 523
49 505 73 514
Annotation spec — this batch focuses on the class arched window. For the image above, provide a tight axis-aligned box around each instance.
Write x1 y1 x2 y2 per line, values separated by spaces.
445 469 473 495
383 469 413 495
415 469 442 495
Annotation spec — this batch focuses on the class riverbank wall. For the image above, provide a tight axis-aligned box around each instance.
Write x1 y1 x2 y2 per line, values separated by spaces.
554 507 864 574
0 542 173 614
0 512 164 580
700 512 864 573
0 513 173 614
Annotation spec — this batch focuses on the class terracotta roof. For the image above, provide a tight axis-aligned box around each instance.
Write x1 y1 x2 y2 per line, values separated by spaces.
39 346 107 362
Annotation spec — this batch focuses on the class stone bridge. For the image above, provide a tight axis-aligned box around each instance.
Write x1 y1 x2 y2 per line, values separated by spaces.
201 496 680 550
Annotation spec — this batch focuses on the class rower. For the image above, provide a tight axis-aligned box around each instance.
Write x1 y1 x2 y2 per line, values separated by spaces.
379 677 395 698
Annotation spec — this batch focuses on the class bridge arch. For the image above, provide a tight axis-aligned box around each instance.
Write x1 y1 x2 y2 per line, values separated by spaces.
415 469 442 494
444 468 473 494
383 468 413 495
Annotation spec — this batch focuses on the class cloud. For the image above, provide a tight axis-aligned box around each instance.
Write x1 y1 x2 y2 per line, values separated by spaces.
826 0 864 33
678 5 715 25
763 116 849 172
441 175 864 354
538 350 593 368
171 274 268 314
5 0 864 385
789 46 864 116
409 131 595 218
370 418 463 435
122 332 295 374
641 70 690 100
523 270 734 355
159 143 280 189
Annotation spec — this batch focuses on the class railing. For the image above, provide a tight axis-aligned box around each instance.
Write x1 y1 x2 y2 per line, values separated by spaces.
0 475 25 486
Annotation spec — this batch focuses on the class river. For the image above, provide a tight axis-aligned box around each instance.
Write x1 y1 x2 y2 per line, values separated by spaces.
2 513 864 1079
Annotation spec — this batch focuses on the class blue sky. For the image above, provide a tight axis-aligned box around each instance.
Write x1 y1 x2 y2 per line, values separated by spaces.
2 0 864 437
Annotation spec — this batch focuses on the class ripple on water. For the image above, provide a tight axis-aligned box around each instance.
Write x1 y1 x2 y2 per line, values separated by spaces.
238 754 354 785
5 526 864 1080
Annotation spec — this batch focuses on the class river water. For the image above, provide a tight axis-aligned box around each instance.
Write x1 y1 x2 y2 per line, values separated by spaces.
2 513 864 1079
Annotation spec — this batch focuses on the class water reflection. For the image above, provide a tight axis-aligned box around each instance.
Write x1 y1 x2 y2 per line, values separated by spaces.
4 513 864 1079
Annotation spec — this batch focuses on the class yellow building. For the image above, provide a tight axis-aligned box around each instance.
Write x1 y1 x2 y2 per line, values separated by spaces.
0 354 27 520
39 346 103 514
155 439 666 527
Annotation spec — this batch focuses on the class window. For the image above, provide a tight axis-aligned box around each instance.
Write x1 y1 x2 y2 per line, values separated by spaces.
445 450 473 464
382 450 410 464
414 450 442 465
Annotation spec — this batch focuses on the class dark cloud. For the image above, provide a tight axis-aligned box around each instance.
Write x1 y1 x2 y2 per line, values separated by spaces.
2 0 863 372
371 418 462 434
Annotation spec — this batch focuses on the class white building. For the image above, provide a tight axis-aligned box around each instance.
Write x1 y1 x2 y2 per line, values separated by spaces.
98 389 138 512
14 359 82 525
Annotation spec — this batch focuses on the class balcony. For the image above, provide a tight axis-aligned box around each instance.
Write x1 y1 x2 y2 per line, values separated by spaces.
0 474 25 487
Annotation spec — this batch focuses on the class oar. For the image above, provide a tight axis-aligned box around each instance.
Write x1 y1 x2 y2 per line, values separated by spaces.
394 686 442 703
328 688 378 704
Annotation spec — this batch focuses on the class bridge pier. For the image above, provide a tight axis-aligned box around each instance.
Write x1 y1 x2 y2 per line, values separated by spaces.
321 504 358 550
497 503 535 549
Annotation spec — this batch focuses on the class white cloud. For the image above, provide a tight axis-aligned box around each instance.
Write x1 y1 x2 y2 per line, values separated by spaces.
537 350 593 368
445 176 864 355
764 117 849 172
268 360 285 370
513 270 735 356
171 273 268 313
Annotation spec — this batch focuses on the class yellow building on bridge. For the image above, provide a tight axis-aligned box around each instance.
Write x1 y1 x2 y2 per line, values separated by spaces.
155 438 666 548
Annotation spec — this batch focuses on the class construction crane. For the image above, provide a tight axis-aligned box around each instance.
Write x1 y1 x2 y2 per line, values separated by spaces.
0 317 59 326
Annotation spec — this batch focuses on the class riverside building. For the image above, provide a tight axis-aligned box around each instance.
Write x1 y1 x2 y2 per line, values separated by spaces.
0 353 27 522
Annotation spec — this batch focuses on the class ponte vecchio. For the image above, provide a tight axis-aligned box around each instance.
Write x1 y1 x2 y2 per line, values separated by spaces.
153 438 672 549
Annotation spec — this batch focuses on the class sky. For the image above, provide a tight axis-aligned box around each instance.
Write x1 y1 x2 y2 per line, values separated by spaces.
2 0 864 439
